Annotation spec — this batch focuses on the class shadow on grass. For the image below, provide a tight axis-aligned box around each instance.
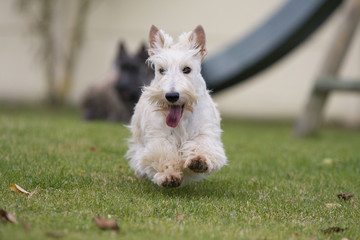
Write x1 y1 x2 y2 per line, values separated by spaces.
134 175 247 201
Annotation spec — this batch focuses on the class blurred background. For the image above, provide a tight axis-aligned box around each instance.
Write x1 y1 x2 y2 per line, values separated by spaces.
0 0 359 126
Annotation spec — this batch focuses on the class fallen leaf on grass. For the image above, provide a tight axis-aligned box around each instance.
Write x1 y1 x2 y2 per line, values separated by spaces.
318 201 341 208
322 158 334 165
337 193 353 201
90 146 97 151
46 231 66 238
321 227 346 234
10 184 38 198
93 216 119 231
175 214 186 220
285 199 297 203
325 203 342 208
10 184 30 195
0 209 18 224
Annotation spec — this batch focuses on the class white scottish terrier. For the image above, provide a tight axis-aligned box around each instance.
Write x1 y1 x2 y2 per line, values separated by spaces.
126 25 227 188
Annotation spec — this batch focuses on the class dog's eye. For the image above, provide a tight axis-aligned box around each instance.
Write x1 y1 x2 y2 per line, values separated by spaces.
159 68 166 75
183 67 191 74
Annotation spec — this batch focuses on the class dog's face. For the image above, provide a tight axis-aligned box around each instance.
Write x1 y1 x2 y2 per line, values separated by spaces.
144 25 208 128
115 43 153 106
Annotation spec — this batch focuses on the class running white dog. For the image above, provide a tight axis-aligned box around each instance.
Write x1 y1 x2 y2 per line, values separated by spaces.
126 25 227 187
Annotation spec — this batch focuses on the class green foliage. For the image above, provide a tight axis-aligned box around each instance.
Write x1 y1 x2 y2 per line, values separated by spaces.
0 107 359 239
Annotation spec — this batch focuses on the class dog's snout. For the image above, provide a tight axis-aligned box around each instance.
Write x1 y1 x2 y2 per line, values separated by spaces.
165 92 180 103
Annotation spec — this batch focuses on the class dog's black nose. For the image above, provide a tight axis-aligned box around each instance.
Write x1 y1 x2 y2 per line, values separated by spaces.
165 92 180 103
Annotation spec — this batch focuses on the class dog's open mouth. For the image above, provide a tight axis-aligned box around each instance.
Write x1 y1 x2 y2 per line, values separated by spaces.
166 105 184 128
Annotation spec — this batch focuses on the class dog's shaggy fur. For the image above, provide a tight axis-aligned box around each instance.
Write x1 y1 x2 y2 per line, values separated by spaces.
126 25 227 187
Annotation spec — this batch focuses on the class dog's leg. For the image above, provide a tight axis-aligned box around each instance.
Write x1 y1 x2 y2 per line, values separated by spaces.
182 136 227 174
138 141 183 188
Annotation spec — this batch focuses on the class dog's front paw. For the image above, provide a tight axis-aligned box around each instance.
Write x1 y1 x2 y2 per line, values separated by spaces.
153 172 182 188
186 155 208 173
161 175 182 188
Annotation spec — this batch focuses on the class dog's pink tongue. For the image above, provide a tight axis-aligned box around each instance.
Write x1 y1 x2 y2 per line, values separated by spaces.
166 105 182 128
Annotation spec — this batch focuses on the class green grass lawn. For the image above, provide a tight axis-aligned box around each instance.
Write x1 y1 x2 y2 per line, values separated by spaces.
0 106 359 240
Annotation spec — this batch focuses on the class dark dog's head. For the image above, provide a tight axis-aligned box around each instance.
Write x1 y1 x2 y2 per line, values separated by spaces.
81 42 153 122
114 42 153 110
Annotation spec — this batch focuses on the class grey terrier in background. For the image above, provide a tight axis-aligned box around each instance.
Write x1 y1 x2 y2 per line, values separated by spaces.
81 42 153 122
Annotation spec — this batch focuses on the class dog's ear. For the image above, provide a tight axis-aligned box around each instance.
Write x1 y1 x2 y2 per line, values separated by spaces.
114 41 127 65
117 41 127 59
137 42 149 61
190 25 207 60
149 25 165 56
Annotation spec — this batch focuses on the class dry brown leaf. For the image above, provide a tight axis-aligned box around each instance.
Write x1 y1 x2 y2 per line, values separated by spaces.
10 184 30 195
325 203 341 208
318 201 341 208
10 184 38 198
90 146 97 152
285 199 297 203
321 227 346 234
175 214 186 220
322 158 334 165
93 216 119 231
0 209 18 224
337 193 353 201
